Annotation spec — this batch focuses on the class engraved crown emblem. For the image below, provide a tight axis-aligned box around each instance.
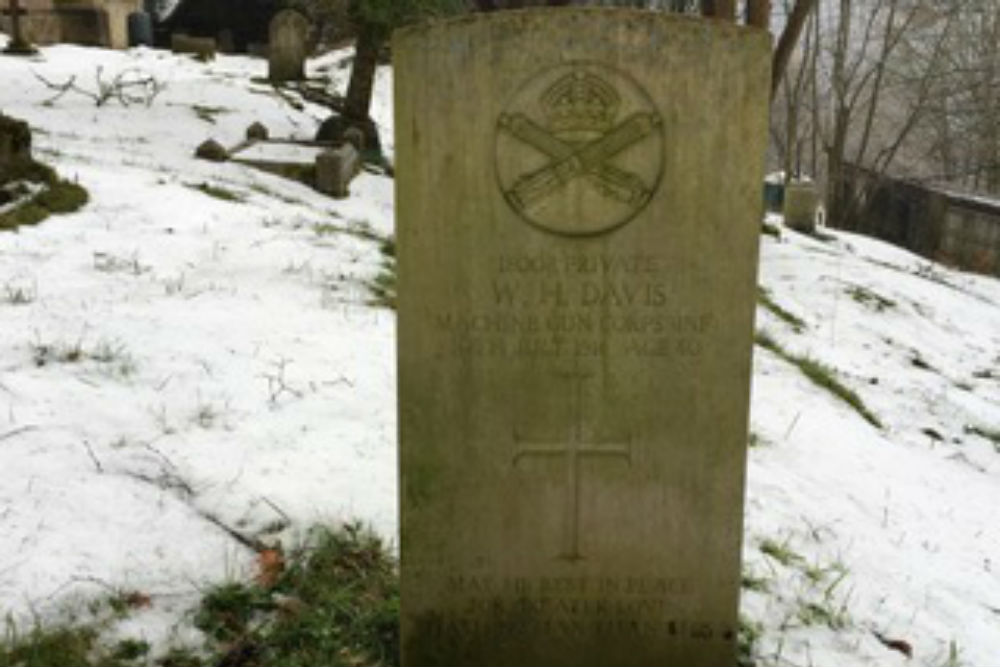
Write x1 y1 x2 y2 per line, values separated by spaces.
541 72 620 139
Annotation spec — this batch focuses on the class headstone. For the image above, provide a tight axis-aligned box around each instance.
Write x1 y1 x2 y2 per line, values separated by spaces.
268 9 310 82
195 138 228 162
246 122 269 141
783 180 819 232
395 9 770 667
1 0 36 54
171 33 216 61
127 11 152 47
315 144 359 198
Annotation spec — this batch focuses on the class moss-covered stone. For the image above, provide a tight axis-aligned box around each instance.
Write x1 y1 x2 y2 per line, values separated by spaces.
0 179 89 231
0 113 34 184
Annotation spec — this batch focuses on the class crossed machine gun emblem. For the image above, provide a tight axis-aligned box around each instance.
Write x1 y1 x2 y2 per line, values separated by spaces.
497 71 662 215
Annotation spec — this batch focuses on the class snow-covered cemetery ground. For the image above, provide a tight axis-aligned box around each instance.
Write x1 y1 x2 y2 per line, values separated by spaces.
1 37 999 667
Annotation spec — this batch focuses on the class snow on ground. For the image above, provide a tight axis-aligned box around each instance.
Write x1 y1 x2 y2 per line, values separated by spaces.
1 41 999 666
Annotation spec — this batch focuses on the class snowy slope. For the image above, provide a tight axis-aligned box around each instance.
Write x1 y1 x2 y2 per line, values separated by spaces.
1 38 999 666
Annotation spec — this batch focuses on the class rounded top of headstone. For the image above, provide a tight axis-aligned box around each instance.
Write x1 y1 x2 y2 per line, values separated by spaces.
343 127 365 151
195 138 228 162
246 122 269 141
269 8 310 36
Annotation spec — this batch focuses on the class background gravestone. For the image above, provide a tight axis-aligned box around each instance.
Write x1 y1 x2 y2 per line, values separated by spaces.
783 180 819 232
396 9 770 667
268 9 310 82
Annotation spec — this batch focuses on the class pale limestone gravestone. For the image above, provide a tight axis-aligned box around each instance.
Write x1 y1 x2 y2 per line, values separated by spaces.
783 179 819 232
268 9 310 82
315 143 359 199
395 8 770 666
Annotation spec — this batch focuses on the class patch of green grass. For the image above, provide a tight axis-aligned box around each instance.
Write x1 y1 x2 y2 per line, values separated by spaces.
846 284 896 312
0 626 97 667
737 616 763 667
196 522 400 667
965 425 1000 452
379 235 396 259
367 261 396 310
30 338 136 377
910 351 936 372
741 570 770 593
0 614 154 667
0 179 89 232
186 182 244 203
191 105 229 124
194 582 272 643
347 219 380 242
2 158 56 185
758 287 806 333
110 638 150 662
754 329 781 355
761 221 781 239
802 560 847 585
759 537 804 568
156 647 204 667
314 222 343 236
795 357 883 428
755 329 883 429
3 280 36 305
797 600 848 629
0 623 99 667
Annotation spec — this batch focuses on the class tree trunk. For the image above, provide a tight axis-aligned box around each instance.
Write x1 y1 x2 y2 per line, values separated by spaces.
343 21 384 125
826 0 851 227
771 0 816 100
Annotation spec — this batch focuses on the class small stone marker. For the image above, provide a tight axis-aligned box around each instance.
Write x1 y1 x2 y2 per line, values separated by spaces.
315 144 359 198
268 9 310 82
783 180 819 232
395 9 770 666
246 121 269 141
195 138 227 162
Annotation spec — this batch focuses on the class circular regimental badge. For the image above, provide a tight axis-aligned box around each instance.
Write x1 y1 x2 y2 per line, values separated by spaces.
495 61 664 237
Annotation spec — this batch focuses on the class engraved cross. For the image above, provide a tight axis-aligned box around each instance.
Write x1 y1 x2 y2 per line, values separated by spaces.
513 367 631 562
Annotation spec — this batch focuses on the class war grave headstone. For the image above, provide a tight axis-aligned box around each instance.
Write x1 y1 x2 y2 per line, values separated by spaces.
268 9 310 82
395 8 770 667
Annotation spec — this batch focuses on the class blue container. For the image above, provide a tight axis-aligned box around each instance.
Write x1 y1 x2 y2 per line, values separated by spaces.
128 11 153 47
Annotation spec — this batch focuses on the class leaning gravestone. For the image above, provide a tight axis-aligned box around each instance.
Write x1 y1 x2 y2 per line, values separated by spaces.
268 9 310 82
396 8 770 667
